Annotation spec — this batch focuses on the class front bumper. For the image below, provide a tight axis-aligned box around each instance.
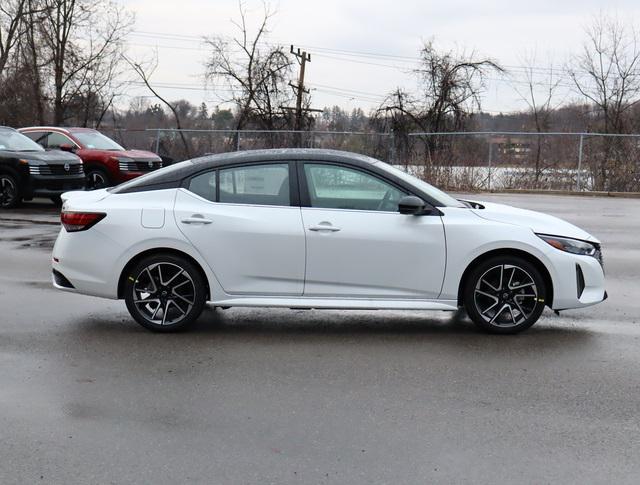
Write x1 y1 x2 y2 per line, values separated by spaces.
25 174 86 197
549 249 607 310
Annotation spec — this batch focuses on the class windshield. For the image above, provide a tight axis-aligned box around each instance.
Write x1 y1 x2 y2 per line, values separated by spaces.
378 162 466 208
73 131 124 150
0 130 45 152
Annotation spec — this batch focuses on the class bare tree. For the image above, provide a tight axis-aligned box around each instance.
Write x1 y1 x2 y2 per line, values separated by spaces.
0 0 29 77
514 53 564 183
204 1 294 144
568 14 640 189
18 0 48 124
415 41 503 132
569 15 640 133
376 41 503 166
125 55 192 158
38 0 132 125
373 89 421 165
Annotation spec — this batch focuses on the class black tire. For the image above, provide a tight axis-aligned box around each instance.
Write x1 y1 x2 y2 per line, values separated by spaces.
124 253 207 332
0 172 21 209
85 167 110 190
463 256 547 334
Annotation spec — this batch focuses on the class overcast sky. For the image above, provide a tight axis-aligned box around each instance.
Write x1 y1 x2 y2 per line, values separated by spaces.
122 0 640 114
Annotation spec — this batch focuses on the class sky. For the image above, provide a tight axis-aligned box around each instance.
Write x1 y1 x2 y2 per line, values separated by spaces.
120 0 640 115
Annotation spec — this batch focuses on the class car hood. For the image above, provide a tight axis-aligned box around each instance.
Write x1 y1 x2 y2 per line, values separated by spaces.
0 149 81 164
79 148 160 160
467 200 599 243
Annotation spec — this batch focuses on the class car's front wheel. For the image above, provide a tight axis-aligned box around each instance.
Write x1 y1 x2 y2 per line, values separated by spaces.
124 253 207 332
464 256 546 334
0 173 21 209
86 167 110 190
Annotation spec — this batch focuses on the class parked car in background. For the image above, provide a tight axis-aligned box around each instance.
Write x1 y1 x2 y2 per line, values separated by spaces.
52 149 606 334
0 126 84 208
19 127 163 190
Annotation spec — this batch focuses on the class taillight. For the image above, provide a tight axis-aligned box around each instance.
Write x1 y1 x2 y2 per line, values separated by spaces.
61 211 106 232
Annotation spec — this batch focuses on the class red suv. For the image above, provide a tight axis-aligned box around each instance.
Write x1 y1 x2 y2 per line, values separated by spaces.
19 127 163 189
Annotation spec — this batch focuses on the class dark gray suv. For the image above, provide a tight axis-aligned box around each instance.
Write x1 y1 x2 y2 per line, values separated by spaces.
0 126 85 208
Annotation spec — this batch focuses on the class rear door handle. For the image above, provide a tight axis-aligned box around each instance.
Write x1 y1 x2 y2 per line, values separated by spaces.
308 224 341 232
181 216 213 225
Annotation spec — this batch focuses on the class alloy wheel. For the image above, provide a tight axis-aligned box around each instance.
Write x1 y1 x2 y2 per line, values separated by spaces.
0 175 18 207
473 264 539 328
87 171 107 190
132 262 196 326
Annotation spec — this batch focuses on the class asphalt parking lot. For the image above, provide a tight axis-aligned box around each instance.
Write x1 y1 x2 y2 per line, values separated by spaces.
1 193 639 484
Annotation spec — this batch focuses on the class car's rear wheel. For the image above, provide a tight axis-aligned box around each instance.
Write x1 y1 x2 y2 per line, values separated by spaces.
464 256 546 334
124 253 207 332
86 167 110 190
0 173 20 209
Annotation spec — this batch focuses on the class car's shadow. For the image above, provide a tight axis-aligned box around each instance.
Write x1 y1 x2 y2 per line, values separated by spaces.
70 305 595 356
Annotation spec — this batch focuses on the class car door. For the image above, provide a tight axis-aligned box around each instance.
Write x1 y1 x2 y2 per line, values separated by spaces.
174 161 306 296
300 162 446 299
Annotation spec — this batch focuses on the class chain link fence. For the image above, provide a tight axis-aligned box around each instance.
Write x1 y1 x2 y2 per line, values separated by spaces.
101 128 640 193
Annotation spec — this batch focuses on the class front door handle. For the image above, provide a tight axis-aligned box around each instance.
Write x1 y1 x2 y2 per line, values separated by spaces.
181 215 213 225
308 223 341 232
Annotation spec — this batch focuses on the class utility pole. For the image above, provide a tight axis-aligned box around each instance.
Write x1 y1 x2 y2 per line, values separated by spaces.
291 45 310 134
283 45 322 147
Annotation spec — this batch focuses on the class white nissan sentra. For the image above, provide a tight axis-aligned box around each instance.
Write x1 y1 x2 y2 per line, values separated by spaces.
52 149 606 333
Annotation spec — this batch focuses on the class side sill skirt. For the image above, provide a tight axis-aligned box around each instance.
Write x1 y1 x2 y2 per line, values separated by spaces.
210 297 459 311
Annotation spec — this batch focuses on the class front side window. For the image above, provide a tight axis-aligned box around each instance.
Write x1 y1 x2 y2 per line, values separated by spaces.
188 171 217 202
304 163 405 212
219 163 290 206
47 132 76 149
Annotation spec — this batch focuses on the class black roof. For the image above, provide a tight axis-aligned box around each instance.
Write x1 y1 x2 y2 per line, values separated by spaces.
109 148 446 207
112 149 383 195
190 148 380 167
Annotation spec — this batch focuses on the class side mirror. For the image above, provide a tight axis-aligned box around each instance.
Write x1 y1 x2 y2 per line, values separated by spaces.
398 195 429 215
58 143 76 153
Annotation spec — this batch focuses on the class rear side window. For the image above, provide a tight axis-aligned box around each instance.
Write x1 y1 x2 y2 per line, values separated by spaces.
188 171 216 202
23 131 49 147
219 164 290 206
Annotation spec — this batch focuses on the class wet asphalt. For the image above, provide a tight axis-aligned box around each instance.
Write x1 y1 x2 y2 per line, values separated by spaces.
0 194 639 484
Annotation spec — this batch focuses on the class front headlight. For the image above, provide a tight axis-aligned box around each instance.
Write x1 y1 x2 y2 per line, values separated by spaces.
115 157 134 171
537 234 598 257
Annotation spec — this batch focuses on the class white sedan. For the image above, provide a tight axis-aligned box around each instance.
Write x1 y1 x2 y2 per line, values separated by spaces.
52 149 606 333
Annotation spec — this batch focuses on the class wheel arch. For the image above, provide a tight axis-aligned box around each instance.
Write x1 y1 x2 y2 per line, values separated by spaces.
117 247 211 300
0 165 21 179
84 162 109 174
457 248 554 308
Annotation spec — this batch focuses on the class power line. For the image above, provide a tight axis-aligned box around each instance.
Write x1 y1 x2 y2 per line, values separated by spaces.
127 29 589 76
